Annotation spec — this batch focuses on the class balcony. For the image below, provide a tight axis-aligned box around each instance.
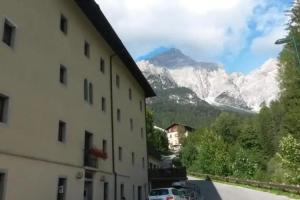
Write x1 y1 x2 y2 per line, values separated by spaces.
149 167 187 181
149 167 187 189
84 149 98 169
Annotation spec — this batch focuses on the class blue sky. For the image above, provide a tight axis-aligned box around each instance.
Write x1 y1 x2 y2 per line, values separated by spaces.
96 0 293 74
219 0 293 73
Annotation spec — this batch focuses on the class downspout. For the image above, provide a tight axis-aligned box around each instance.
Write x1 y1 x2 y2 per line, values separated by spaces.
144 98 150 193
110 54 117 200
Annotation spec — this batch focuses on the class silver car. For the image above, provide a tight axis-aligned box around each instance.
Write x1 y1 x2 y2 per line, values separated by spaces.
149 188 185 200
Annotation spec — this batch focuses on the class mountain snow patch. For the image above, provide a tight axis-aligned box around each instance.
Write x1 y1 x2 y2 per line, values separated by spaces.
138 59 280 112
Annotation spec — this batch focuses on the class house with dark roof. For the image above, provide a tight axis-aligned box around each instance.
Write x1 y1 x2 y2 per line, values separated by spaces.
165 123 195 152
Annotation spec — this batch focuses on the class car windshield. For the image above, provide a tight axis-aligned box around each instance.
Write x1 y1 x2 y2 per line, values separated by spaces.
178 189 187 195
150 189 170 196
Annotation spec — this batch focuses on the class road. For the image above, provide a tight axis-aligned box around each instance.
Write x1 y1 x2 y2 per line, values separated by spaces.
187 176 291 200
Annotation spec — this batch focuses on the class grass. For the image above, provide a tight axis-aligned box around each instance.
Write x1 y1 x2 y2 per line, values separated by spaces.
189 174 300 200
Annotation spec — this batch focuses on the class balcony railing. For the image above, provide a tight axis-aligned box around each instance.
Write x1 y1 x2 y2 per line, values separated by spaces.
149 168 187 181
84 149 98 168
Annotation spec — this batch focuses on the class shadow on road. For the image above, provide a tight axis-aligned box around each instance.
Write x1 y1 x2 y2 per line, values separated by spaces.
188 179 222 200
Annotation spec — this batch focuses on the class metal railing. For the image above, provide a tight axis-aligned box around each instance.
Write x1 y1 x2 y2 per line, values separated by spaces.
189 172 300 195
149 168 187 180
84 150 98 168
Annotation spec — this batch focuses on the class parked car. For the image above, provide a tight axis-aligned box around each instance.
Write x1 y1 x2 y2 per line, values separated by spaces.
149 188 185 200
172 181 187 188
177 189 189 200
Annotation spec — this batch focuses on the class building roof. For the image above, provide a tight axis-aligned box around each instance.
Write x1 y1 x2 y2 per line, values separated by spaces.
74 0 155 97
165 123 195 132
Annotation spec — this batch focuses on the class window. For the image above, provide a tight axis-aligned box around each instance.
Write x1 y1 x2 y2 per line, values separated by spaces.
132 185 135 200
102 140 107 154
57 178 67 200
172 189 179 196
60 15 68 34
130 118 133 131
139 100 143 112
0 94 9 123
100 58 105 73
58 121 66 142
84 41 90 58
142 157 145 169
120 184 124 199
84 79 94 105
138 186 142 200
140 128 144 139
0 173 5 200
116 75 120 88
2 19 16 47
59 65 67 85
129 88 132 100
101 97 106 112
104 182 109 200
117 109 121 122
144 184 147 200
84 79 88 101
89 83 93 104
118 146 122 161
132 152 135 165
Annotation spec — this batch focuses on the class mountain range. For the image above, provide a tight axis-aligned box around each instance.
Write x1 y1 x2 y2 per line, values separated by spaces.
138 48 280 112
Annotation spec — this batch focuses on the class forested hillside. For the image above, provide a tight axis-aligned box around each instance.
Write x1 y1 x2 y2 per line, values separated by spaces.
180 1 300 184
148 87 222 129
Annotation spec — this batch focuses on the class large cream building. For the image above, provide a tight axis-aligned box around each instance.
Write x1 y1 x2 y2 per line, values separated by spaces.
0 0 155 200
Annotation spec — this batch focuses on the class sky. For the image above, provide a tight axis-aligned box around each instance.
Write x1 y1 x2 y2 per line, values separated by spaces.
95 0 293 74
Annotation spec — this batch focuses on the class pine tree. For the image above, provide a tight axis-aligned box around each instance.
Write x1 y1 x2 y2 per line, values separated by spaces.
279 0 300 139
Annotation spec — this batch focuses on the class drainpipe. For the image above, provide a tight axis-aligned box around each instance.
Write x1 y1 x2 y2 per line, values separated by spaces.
144 98 150 193
110 54 117 200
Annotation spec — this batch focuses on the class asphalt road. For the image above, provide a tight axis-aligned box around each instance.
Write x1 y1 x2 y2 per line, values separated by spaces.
187 176 291 200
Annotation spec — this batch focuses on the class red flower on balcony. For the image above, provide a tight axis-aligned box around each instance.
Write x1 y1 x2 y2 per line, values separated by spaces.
89 148 108 160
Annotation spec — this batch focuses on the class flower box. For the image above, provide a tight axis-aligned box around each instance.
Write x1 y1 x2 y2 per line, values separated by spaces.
89 148 108 160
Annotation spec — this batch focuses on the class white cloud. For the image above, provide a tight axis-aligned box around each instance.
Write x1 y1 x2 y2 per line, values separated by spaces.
251 26 286 57
250 4 289 57
96 0 288 62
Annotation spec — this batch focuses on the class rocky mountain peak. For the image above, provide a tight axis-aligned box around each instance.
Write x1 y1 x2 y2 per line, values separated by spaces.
137 48 280 112
140 47 221 70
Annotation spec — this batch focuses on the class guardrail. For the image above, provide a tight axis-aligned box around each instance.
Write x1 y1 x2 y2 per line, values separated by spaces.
189 172 300 194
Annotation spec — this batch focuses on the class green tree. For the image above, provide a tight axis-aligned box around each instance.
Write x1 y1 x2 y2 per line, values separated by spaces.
181 129 231 176
277 134 300 184
146 109 169 156
238 119 262 152
180 144 198 168
212 113 241 144
278 1 300 140
232 147 261 179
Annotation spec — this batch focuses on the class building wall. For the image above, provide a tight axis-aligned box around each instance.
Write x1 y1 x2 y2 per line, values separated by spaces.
0 0 148 199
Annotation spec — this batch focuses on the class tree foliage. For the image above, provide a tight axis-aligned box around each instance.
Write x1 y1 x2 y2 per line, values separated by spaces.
277 134 300 184
179 1 300 184
146 109 169 157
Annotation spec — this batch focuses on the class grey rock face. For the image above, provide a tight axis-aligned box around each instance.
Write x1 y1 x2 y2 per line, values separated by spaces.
149 48 220 71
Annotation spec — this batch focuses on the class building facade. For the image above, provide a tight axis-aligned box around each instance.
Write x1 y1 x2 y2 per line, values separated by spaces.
0 0 155 200
165 124 195 152
148 155 161 170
